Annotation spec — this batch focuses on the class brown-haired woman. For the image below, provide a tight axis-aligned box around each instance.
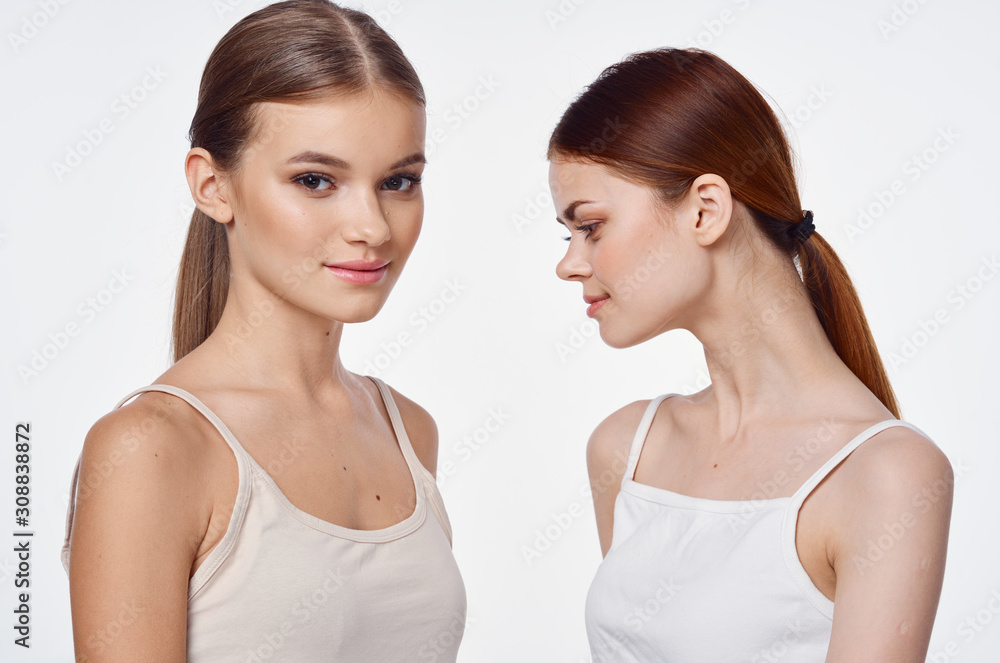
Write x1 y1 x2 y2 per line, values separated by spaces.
61 1 465 660
550 48 952 661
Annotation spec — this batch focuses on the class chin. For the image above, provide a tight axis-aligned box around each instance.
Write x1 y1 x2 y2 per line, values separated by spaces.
597 325 643 349
598 317 669 349
337 306 384 324
316 298 388 325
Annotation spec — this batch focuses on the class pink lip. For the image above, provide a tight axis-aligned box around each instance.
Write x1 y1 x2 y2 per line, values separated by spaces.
324 259 390 285
586 296 609 317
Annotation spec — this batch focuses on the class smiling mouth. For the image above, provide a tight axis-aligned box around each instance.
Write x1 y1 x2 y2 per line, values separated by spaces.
586 295 610 317
324 259 389 285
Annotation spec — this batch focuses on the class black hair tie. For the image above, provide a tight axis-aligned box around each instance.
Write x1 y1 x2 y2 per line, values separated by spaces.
789 210 815 243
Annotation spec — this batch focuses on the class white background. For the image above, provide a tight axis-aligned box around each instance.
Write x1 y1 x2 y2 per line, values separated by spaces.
3 0 999 660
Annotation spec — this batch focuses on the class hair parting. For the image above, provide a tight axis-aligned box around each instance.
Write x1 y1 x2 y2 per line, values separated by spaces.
172 0 424 362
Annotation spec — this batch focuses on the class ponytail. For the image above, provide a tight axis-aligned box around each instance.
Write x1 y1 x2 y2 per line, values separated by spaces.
798 232 900 417
548 47 901 416
171 209 230 362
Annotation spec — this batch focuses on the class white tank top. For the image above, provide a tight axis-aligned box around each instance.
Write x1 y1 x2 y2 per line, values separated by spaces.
62 377 466 661
585 394 927 662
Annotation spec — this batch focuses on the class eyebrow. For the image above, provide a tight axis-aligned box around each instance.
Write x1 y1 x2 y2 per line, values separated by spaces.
556 200 594 226
285 151 427 170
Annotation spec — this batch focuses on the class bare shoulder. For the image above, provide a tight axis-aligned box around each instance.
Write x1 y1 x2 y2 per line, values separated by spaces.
381 381 439 476
84 390 218 464
821 422 953 659
76 391 218 504
587 398 659 485
587 397 672 556
838 424 953 499
824 422 954 563
68 390 222 659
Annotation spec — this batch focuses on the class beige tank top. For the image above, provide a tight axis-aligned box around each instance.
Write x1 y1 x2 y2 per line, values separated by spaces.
62 376 466 661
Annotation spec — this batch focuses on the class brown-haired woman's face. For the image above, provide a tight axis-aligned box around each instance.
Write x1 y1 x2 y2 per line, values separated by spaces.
550 159 709 348
221 90 426 324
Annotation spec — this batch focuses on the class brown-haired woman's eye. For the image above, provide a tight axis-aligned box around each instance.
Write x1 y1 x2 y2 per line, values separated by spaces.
381 174 422 192
293 173 334 191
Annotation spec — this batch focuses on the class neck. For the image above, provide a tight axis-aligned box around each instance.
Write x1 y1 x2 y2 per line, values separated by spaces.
197 278 352 399
686 254 849 439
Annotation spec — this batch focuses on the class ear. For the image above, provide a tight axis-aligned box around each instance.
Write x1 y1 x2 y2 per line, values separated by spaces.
682 173 733 247
184 148 234 224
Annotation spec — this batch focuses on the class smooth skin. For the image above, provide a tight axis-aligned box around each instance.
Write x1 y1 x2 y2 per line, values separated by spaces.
552 159 953 662
68 89 433 662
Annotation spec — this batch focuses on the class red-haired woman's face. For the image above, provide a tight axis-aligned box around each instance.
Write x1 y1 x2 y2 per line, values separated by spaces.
550 159 710 348
221 90 426 324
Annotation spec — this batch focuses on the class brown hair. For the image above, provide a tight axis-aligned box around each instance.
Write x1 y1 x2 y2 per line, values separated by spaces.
549 48 900 417
172 0 425 362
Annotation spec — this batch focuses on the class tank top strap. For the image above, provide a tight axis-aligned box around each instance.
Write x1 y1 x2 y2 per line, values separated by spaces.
622 394 673 485
788 418 928 507
115 384 256 468
418 473 454 546
366 377 424 473
61 384 255 584
780 418 930 617
366 376 457 544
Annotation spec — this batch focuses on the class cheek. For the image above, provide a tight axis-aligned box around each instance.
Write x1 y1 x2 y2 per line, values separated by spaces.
590 242 630 288
235 193 325 275
390 203 424 250
237 184 299 236
604 242 680 307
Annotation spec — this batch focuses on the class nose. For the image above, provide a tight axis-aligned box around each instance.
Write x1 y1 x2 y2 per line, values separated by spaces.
555 238 592 282
342 189 391 246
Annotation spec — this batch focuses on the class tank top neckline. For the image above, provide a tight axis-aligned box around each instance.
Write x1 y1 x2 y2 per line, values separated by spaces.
614 393 929 620
115 376 428 543
621 478 791 514
621 393 924 513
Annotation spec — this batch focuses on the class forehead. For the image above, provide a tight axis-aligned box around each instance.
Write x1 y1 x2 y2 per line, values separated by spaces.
548 159 652 214
549 159 604 192
548 158 637 199
247 91 426 164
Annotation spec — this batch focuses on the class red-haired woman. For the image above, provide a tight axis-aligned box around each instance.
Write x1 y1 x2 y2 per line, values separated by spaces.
550 48 952 661
61 2 465 660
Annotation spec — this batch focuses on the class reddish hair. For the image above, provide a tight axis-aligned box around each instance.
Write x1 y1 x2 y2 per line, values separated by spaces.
549 48 900 417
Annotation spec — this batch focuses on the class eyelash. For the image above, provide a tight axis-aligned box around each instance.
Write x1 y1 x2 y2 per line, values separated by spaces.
382 172 423 192
292 172 334 191
562 222 599 242
291 172 424 193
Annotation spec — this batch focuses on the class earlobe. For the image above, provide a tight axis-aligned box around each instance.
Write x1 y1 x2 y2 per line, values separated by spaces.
688 174 732 247
184 148 234 224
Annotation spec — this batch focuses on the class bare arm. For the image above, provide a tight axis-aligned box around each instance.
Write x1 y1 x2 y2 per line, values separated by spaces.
68 396 214 662
825 429 953 662
586 400 650 557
